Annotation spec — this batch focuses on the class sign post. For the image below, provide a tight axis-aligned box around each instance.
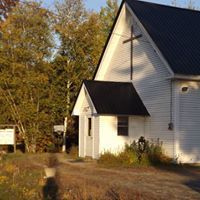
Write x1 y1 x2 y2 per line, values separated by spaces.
62 117 67 152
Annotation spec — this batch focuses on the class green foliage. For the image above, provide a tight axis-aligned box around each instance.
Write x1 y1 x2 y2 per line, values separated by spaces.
100 0 119 39
0 0 119 152
51 0 110 136
98 138 172 167
128 138 172 165
0 1 54 152
0 0 19 21
98 151 120 167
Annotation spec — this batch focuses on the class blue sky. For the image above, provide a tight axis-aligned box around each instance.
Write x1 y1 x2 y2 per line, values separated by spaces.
42 0 200 11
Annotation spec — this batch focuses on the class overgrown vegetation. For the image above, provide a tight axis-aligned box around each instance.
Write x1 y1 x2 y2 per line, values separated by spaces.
0 0 119 152
0 0 198 153
98 137 173 167
0 152 143 200
0 152 199 200
0 152 44 199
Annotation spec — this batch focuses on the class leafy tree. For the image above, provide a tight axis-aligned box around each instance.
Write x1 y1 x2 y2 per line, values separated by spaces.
0 0 19 21
171 0 178 6
52 0 105 137
171 0 198 9
0 1 54 152
100 0 119 39
187 0 196 9
0 0 120 152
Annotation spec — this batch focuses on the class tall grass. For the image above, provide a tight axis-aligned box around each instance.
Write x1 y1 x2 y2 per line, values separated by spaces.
98 138 172 167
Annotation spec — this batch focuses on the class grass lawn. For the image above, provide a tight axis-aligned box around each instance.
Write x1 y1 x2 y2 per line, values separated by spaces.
0 152 200 199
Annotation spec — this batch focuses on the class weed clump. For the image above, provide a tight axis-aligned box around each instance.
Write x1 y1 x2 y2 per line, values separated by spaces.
98 137 172 167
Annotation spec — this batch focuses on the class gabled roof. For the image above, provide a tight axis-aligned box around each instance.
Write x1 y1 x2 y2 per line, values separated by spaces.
126 0 200 75
84 80 149 116
93 0 200 78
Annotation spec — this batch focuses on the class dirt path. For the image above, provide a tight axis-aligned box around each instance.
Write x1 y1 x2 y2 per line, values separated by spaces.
54 155 200 200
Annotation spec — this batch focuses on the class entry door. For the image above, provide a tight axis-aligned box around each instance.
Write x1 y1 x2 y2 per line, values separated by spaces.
85 117 93 157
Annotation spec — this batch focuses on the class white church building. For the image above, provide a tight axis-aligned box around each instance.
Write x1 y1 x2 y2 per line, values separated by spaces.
72 0 200 163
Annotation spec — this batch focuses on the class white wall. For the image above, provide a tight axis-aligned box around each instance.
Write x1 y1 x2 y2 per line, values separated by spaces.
78 91 100 159
96 9 175 158
175 81 200 163
95 5 128 81
76 5 200 162
93 116 100 158
99 116 146 155
79 115 85 157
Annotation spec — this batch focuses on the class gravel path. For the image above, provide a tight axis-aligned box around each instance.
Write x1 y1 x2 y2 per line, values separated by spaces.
54 154 200 199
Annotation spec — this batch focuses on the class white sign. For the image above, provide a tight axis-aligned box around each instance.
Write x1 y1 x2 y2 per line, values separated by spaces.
53 125 64 133
0 129 15 145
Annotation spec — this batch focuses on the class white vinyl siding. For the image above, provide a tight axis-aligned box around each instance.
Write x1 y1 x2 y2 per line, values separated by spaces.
75 5 200 163
176 81 200 163
79 115 85 157
98 10 174 157
93 116 100 159
99 116 145 155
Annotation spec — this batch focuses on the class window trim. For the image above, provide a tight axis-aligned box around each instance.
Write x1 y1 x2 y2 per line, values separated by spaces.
117 116 129 136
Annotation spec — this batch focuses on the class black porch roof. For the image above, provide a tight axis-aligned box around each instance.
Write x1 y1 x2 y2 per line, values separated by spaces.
84 80 149 116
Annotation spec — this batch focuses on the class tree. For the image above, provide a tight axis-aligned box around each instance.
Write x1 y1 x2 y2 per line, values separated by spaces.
52 0 105 138
0 0 19 21
51 0 119 142
171 0 198 9
171 0 178 6
0 1 54 152
187 0 196 9
100 0 119 39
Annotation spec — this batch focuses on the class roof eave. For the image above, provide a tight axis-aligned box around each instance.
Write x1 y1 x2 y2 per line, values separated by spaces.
83 83 98 114
95 113 150 116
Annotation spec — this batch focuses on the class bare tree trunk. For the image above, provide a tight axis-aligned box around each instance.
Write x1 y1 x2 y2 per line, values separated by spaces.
62 80 71 152
0 86 31 152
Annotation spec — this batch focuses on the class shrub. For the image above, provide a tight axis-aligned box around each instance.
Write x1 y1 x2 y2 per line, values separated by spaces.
67 145 79 158
98 137 172 167
118 149 138 167
98 151 121 167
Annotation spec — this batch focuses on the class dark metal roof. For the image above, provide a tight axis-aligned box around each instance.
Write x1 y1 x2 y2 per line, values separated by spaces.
84 80 149 116
126 0 200 75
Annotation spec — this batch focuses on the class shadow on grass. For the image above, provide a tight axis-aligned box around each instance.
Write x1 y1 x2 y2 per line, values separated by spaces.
43 154 60 200
185 179 200 193
154 164 200 194
43 177 59 200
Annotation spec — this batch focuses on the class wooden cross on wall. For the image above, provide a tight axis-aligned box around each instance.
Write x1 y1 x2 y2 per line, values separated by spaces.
123 25 142 80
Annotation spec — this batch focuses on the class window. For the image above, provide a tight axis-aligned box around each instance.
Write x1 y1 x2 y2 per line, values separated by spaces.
88 118 92 136
117 117 128 136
